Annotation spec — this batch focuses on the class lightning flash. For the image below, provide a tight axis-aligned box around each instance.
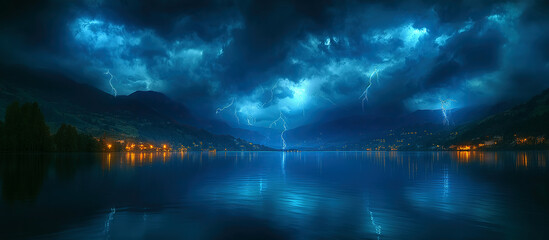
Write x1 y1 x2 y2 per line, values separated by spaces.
359 68 379 111
247 115 256 126
216 98 235 114
261 80 279 108
269 112 288 150
105 70 117 97
217 98 241 124
439 98 456 125
319 94 336 106
234 107 240 125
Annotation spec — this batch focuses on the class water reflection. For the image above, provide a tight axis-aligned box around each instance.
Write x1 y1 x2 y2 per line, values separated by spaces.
0 154 51 203
0 151 548 239
104 207 116 239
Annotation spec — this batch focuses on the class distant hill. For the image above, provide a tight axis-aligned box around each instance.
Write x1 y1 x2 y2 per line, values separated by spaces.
284 104 507 149
0 65 271 151
4 63 543 151
123 91 195 125
294 89 549 150
121 90 269 146
451 88 549 147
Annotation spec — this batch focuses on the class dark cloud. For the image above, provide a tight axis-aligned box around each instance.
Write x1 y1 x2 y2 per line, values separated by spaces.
217 0 338 90
99 0 239 41
520 0 549 23
1 0 548 128
0 0 75 56
424 26 506 88
430 0 504 23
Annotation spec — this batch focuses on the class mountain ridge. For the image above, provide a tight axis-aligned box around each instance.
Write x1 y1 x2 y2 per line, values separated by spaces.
451 87 549 147
0 64 271 151
283 104 510 149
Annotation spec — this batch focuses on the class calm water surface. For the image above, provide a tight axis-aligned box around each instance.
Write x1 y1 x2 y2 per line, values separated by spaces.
1 151 548 239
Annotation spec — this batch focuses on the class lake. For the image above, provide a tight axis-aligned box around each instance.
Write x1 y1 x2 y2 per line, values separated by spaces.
1 151 548 239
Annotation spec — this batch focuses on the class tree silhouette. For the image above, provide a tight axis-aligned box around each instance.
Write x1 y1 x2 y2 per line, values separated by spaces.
0 102 105 152
54 124 101 152
1 102 53 152
0 120 4 152
54 124 79 152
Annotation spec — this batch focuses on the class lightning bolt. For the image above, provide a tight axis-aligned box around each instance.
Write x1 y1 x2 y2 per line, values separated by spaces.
359 68 379 112
247 114 256 126
234 107 240 125
270 112 287 150
439 98 456 125
216 98 234 114
319 94 336 106
105 70 117 97
217 98 241 125
261 80 279 108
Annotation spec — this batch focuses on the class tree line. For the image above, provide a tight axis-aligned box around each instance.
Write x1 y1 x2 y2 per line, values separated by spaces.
0 102 101 152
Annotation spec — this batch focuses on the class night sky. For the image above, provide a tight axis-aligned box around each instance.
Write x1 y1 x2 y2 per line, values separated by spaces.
1 0 548 129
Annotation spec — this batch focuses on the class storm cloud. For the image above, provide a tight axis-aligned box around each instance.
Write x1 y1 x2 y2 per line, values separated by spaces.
1 0 548 128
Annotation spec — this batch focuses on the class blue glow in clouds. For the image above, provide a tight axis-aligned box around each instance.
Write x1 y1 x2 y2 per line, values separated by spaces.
289 85 307 116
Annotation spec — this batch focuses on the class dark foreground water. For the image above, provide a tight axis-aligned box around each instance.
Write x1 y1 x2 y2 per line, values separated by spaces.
1 151 548 239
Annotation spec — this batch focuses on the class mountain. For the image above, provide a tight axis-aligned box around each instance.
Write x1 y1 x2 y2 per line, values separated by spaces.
193 118 272 146
451 88 549 148
123 91 195 125
4 63 542 151
0 65 271 151
284 104 508 149
122 91 269 146
286 88 549 150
